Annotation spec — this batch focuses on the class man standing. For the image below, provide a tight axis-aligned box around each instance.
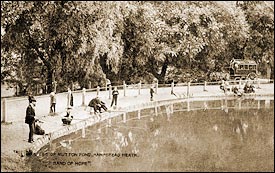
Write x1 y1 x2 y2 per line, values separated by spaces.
111 86 119 108
25 97 36 143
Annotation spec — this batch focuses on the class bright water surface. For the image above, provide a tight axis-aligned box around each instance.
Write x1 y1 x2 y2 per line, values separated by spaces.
27 98 274 172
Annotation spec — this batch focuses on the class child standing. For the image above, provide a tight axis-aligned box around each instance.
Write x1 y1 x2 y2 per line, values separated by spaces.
111 86 119 108
50 91 56 114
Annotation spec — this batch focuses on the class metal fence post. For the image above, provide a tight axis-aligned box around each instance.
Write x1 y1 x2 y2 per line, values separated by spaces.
171 104 174 114
187 82 190 97
109 85 112 99
82 127 85 138
265 99 270 108
238 99 241 109
257 78 261 89
239 79 242 89
123 112 126 123
67 90 71 108
2 98 7 122
138 81 141 95
171 81 174 94
82 88 86 106
137 109 141 119
187 99 190 112
155 80 158 94
204 101 208 110
97 86 100 96
203 81 207 91
16 85 19 96
155 105 158 116
123 81 126 97
108 118 112 127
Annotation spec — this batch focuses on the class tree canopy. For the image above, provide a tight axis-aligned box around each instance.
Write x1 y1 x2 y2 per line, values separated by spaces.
1 1 274 95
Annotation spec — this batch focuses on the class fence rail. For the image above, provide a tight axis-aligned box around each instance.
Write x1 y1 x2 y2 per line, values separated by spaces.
1 79 273 122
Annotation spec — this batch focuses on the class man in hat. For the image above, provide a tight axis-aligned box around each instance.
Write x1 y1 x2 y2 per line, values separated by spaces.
25 97 37 143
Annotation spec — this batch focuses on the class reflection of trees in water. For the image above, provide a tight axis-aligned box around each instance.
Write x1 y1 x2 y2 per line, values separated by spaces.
31 101 273 171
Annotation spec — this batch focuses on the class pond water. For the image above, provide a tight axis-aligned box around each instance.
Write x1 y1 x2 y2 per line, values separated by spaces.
27 98 274 172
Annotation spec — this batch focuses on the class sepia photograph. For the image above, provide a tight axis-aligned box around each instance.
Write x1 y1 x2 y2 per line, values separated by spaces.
1 1 274 172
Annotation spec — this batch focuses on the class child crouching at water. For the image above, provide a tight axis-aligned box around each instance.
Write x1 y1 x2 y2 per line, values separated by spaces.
62 107 73 125
232 86 243 97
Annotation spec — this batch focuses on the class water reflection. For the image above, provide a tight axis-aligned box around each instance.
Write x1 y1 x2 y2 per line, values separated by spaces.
27 98 274 172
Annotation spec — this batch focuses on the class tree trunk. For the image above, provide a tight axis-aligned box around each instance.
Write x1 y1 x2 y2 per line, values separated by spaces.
159 57 169 83
46 69 53 93
34 47 53 94
148 56 169 84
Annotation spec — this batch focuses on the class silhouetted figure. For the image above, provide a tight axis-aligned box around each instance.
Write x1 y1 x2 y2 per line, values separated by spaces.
88 97 108 113
244 81 255 93
111 86 119 108
25 97 36 143
150 85 155 101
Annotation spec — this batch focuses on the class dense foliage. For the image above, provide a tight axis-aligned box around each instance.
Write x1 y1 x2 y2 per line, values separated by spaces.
1 1 274 95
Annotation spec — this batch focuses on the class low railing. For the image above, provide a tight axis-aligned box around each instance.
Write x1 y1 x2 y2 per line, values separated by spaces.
35 96 274 153
1 79 273 123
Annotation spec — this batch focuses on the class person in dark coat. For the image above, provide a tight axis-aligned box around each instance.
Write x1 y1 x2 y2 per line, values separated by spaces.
70 92 73 107
88 97 100 113
88 97 108 113
67 88 73 108
111 86 119 108
25 97 36 143
150 85 155 101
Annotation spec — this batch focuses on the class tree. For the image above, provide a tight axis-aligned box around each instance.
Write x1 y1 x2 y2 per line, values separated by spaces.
239 1 274 78
118 1 251 83
1 1 109 93
1 1 273 95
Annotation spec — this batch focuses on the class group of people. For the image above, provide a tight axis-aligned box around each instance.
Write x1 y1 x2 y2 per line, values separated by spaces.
220 79 231 93
25 82 157 143
25 87 74 143
86 86 119 115
220 79 256 96
243 81 256 94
